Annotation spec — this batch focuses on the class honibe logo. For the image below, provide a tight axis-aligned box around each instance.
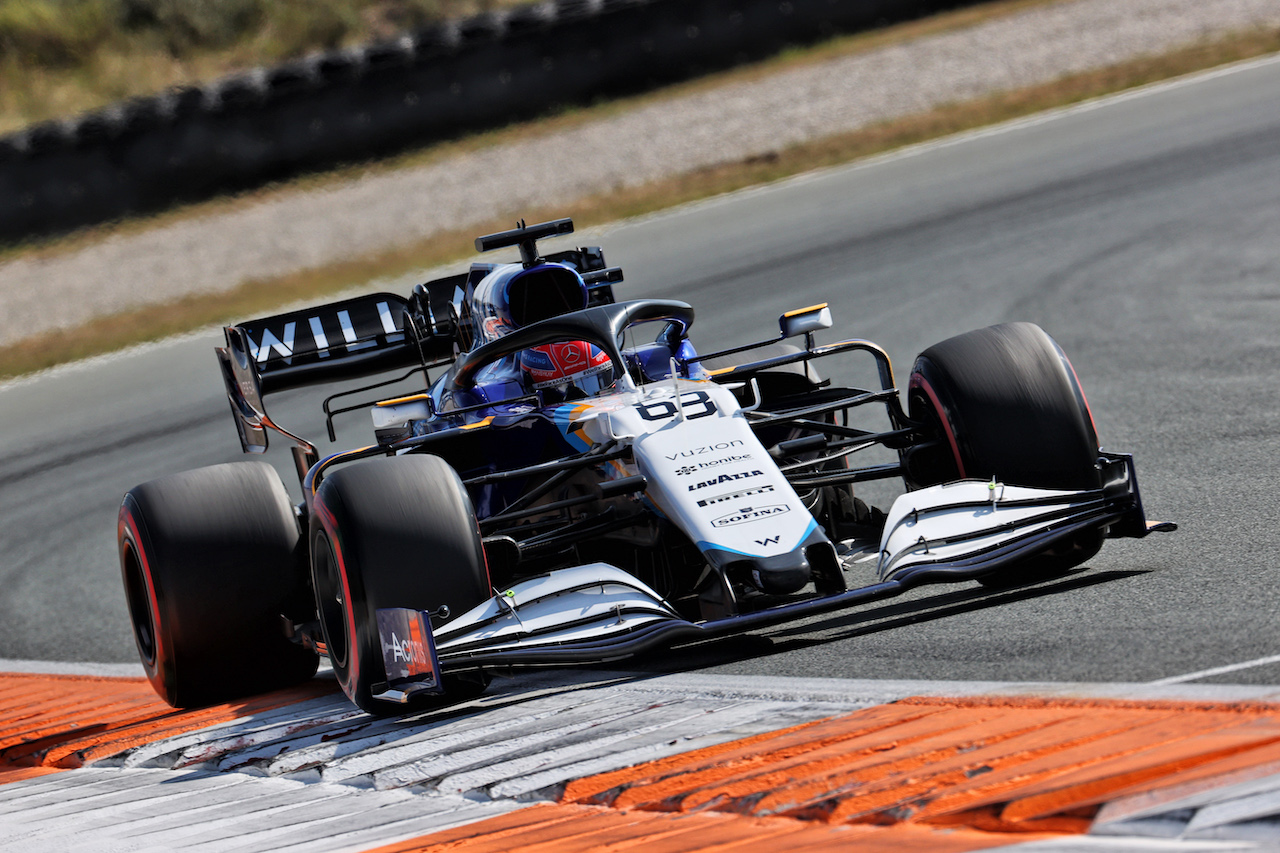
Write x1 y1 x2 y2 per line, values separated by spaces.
673 454 753 476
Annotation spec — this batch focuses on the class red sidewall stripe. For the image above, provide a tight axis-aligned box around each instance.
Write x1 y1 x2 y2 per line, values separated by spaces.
910 372 966 479
118 507 166 683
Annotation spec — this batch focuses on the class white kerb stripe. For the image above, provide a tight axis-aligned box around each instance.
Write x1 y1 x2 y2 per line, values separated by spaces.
1150 653 1280 686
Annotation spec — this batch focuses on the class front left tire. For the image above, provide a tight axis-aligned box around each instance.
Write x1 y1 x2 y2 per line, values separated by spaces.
310 454 491 715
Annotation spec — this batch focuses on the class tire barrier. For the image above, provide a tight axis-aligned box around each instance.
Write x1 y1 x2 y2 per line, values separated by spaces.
0 0 989 243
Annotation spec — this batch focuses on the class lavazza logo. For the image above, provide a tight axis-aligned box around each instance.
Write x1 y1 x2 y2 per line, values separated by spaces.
687 471 764 492
674 454 753 476
712 505 791 528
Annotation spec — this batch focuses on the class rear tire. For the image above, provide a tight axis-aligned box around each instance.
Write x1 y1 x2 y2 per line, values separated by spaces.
311 454 491 715
118 462 319 708
907 323 1104 587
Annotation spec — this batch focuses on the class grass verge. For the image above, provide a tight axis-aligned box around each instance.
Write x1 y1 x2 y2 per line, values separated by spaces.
2 26 1278 381
0 0 525 135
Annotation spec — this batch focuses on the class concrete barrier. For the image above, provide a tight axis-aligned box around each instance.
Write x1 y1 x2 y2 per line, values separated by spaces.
0 0 989 242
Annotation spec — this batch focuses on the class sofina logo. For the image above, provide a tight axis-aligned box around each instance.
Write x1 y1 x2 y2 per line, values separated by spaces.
688 471 764 492
711 504 790 527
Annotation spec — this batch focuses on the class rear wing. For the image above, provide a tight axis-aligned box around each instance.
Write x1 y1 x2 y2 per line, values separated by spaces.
214 234 618 464
215 291 437 460
222 292 424 396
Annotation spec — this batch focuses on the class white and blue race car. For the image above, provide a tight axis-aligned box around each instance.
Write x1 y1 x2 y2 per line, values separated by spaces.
118 218 1174 715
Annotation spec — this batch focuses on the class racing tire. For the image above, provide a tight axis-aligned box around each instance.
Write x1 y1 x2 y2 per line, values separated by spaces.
907 322 1104 588
118 462 320 708
310 454 491 716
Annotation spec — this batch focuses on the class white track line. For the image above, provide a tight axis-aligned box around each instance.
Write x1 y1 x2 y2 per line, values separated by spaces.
0 658 145 678
1150 654 1280 686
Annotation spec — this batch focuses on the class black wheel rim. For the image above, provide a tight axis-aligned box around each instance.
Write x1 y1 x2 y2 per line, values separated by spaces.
121 543 157 667
313 537 349 670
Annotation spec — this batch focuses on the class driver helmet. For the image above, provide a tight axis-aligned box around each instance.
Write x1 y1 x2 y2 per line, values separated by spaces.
468 263 589 348
520 341 614 398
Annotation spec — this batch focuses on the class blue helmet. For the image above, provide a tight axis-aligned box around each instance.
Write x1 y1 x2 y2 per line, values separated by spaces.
465 262 589 348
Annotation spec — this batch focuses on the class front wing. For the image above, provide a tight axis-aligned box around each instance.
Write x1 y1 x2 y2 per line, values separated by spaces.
373 453 1174 704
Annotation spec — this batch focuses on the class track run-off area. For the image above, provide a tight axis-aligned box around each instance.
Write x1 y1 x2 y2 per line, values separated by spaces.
1 54 1280 850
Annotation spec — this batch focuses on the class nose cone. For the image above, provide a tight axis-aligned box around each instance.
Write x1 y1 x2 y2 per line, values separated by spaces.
742 553 811 595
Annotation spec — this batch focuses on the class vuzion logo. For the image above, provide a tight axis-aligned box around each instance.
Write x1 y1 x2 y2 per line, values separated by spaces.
666 440 744 460
711 504 791 528
687 471 764 492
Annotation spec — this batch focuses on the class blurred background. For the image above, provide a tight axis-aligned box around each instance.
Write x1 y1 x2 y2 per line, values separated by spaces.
0 0 516 133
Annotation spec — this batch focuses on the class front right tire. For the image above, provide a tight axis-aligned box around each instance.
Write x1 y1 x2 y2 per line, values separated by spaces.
907 322 1105 587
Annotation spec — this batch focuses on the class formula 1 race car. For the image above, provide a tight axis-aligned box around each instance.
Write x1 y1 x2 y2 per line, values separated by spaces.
118 218 1175 715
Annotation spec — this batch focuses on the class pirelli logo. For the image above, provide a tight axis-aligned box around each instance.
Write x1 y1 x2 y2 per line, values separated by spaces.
697 484 776 508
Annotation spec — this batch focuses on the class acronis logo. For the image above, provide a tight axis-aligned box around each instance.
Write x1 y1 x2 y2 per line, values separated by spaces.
388 632 427 665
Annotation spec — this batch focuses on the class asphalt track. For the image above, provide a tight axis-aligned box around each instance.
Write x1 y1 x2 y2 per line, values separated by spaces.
2 55 1280 697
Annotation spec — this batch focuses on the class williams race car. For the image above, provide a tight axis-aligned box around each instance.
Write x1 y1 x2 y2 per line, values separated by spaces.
118 217 1174 714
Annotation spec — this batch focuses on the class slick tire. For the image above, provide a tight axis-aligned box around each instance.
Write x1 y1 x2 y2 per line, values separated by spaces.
118 462 319 708
310 454 491 716
907 322 1104 588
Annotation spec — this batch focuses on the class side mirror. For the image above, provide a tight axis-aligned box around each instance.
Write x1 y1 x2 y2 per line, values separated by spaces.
779 303 833 339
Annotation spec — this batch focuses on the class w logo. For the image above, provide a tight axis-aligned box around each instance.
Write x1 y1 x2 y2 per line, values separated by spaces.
755 536 780 546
